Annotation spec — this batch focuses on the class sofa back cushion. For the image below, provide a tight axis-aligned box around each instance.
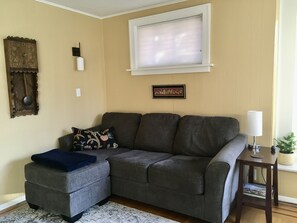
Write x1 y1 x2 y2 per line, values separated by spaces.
134 113 180 153
101 112 142 148
173 115 239 157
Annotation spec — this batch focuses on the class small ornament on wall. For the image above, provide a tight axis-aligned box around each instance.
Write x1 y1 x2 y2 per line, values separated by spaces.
3 36 39 118
152 84 186 99
72 42 85 71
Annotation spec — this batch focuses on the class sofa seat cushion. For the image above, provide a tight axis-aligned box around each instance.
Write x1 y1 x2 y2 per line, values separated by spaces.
148 155 212 195
77 147 131 161
108 150 172 183
134 113 180 153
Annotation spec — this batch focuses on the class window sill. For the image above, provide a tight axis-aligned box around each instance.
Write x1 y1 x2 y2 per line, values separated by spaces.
127 64 213 76
278 161 297 173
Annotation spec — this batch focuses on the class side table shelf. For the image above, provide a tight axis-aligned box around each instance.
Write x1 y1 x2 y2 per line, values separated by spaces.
236 147 279 223
243 183 273 199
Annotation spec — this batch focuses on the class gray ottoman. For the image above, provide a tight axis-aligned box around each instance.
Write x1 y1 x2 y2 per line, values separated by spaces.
24 159 111 222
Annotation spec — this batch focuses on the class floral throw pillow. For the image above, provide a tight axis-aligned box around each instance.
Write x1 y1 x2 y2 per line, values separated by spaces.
72 127 118 151
72 127 100 151
99 127 118 149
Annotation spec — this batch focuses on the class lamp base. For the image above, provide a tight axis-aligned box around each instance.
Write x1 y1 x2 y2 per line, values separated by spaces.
247 144 261 150
249 145 262 159
251 153 263 159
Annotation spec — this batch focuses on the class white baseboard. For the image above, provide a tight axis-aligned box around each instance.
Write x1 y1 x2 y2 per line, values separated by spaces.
278 195 297 204
0 195 26 212
0 194 296 213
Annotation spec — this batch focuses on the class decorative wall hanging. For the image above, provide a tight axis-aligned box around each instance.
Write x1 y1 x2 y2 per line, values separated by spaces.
3 36 39 118
152 85 186 99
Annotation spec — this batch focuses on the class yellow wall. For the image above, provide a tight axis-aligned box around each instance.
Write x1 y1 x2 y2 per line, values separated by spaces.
279 170 297 198
103 0 276 146
0 0 106 197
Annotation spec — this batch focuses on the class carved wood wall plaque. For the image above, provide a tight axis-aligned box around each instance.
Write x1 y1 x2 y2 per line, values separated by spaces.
3 36 39 118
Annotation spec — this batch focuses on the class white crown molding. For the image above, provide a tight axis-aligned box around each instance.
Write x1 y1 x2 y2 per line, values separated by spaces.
35 0 102 19
101 0 187 19
35 0 187 20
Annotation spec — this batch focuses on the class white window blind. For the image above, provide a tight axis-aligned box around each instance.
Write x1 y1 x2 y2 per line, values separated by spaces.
137 16 202 68
128 4 211 75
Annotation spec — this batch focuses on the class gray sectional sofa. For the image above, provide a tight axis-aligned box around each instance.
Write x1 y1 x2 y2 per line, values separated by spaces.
25 112 247 223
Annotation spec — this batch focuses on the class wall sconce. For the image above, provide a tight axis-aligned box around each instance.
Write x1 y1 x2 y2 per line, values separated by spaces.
72 43 84 71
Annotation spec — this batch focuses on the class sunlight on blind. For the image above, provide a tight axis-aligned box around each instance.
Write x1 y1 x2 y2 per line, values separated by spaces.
137 15 202 68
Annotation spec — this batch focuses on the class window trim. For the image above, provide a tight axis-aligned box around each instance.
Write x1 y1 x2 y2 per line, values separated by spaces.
127 4 211 75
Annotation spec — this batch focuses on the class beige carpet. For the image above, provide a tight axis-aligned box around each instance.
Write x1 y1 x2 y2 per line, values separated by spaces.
0 201 178 223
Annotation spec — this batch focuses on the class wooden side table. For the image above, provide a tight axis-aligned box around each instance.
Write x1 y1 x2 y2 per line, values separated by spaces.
236 146 278 223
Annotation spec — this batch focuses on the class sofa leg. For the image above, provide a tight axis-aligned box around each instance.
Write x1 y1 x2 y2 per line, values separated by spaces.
28 203 39 210
62 212 83 223
97 196 110 206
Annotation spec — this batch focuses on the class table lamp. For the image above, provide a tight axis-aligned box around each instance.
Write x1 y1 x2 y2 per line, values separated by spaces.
247 111 263 157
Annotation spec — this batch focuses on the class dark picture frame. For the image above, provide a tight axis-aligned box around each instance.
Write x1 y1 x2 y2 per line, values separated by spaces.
152 85 186 99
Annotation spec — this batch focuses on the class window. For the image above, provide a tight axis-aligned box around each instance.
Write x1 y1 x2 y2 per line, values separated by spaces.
276 0 297 170
128 4 211 75
276 0 297 137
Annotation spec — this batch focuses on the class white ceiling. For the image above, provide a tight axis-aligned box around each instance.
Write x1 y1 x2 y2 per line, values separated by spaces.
35 0 187 19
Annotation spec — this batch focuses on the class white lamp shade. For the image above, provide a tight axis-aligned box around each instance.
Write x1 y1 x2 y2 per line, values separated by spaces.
76 57 84 71
247 111 263 136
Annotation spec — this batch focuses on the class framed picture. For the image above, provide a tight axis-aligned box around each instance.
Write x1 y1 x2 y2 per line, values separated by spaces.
152 85 186 99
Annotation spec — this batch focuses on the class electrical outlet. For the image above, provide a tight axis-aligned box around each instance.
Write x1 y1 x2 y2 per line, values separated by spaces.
76 88 81 97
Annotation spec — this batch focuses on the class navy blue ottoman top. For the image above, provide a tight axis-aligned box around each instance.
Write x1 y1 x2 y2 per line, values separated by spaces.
31 149 97 172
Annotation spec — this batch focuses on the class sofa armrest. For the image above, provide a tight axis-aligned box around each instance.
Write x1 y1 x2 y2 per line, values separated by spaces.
204 134 247 223
58 125 102 152
58 133 74 151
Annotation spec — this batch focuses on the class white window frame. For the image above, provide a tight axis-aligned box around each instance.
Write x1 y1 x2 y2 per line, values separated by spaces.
127 4 211 75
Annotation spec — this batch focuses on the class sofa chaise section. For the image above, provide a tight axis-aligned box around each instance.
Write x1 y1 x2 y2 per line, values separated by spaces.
25 158 110 222
24 112 142 222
